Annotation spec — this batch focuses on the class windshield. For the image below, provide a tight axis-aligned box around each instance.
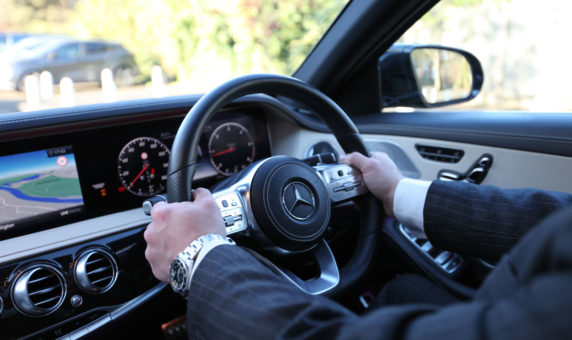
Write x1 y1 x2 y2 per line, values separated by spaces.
0 0 348 113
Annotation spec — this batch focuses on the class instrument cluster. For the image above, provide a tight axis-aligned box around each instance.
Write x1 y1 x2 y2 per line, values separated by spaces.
115 115 266 197
0 108 270 240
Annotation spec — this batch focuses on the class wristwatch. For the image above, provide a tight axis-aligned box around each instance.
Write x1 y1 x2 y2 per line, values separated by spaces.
169 233 234 298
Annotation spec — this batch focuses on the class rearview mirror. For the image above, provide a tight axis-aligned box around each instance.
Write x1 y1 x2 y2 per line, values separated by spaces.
379 45 483 108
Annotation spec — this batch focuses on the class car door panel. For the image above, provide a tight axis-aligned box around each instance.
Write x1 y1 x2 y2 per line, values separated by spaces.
276 122 572 195
353 111 572 158
351 109 572 292
361 134 572 193
349 111 572 193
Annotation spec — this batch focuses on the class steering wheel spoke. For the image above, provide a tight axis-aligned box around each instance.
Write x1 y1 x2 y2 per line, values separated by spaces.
256 239 340 295
314 163 368 203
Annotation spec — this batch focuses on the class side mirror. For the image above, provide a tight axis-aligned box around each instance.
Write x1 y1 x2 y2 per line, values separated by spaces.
379 44 483 108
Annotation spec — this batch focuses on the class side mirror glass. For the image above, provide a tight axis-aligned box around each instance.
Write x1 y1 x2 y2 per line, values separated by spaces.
411 48 472 104
379 44 483 108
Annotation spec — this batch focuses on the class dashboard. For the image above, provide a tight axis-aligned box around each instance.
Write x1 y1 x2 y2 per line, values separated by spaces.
0 100 281 339
0 92 356 339
0 90 415 340
0 108 270 241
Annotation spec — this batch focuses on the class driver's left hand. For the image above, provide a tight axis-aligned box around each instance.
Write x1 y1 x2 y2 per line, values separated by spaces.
144 188 226 282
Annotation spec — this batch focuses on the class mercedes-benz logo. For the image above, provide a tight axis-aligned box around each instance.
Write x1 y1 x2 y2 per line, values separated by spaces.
282 182 316 221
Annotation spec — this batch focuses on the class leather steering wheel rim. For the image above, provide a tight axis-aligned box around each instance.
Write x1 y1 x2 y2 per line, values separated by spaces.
168 74 380 295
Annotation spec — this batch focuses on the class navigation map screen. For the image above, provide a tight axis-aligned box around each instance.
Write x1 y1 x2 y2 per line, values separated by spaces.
0 146 84 238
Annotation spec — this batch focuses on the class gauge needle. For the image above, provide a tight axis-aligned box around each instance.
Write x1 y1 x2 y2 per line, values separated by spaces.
130 164 150 188
211 147 236 157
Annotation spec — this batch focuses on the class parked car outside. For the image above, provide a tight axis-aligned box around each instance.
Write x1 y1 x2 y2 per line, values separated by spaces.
0 32 30 53
0 38 138 91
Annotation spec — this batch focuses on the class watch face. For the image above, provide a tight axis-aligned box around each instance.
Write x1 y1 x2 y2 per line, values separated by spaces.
169 258 186 292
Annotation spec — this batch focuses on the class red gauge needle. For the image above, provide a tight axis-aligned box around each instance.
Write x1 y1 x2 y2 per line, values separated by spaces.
130 164 150 188
211 147 236 157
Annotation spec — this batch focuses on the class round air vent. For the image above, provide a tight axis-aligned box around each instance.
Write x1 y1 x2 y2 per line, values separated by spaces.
305 141 338 159
74 249 118 294
11 264 67 317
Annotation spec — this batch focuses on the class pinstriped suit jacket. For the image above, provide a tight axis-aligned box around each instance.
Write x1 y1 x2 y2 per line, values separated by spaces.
424 181 572 261
187 182 572 339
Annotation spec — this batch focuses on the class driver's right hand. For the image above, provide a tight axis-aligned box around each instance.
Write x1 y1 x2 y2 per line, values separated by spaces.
341 152 404 217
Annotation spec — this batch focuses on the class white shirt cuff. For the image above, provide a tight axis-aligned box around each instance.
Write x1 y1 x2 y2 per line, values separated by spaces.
189 238 235 283
393 178 432 238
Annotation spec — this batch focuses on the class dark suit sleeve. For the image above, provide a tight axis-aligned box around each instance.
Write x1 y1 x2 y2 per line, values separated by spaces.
186 245 360 339
188 205 572 340
187 244 445 340
424 181 572 261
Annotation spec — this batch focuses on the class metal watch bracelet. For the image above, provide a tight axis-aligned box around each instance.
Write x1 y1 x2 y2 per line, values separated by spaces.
169 233 235 297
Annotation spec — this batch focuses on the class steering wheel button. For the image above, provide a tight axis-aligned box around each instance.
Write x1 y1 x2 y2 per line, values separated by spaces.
223 216 235 227
333 186 345 193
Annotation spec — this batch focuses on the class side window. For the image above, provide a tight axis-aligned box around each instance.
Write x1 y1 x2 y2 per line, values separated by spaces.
86 42 108 55
53 43 81 61
399 0 572 112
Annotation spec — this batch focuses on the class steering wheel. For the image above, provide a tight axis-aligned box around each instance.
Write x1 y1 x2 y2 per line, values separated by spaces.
167 74 381 295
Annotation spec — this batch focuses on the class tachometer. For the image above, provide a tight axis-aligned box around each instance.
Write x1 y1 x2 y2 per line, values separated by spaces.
208 122 255 176
117 137 170 197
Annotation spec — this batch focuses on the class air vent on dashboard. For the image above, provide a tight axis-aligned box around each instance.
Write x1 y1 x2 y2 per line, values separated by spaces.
415 145 464 163
11 265 67 317
74 249 118 294
305 141 338 159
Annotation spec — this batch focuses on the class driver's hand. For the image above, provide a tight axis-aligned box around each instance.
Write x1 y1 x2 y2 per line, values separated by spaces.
341 152 404 217
144 188 226 282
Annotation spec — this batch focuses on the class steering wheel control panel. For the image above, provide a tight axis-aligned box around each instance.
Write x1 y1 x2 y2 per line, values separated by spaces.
213 191 247 235
315 164 368 203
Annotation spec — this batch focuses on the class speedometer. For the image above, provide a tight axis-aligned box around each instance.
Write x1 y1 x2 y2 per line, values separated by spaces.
208 122 255 176
117 137 170 197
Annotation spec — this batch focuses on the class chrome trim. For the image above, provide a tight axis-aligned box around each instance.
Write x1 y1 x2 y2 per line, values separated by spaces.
281 181 316 221
212 158 271 245
11 264 67 317
70 295 83 308
74 248 119 294
251 239 340 295
438 170 461 181
0 208 150 265
314 163 367 203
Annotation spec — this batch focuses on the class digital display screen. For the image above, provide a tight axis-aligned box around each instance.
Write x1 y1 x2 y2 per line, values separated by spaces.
0 146 84 236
